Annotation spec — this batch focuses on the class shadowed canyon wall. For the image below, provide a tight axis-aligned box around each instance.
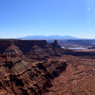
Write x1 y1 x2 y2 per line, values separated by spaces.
0 40 48 53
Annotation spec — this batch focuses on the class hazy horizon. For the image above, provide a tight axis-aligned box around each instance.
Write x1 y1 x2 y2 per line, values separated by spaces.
0 0 95 38
1 35 95 40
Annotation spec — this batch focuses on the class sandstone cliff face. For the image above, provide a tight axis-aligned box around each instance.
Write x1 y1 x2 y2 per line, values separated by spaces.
0 55 67 95
0 40 68 95
0 40 11 53
0 40 61 57
3 44 23 58
0 40 95 95
0 40 47 53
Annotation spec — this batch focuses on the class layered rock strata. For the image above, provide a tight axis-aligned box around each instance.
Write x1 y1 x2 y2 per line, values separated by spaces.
0 40 94 95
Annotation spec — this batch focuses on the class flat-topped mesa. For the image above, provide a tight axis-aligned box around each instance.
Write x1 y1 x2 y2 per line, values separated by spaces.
0 40 60 55
0 40 47 53
14 40 48 53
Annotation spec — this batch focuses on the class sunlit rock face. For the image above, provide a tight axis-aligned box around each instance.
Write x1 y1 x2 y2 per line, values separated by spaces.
0 39 95 95
0 40 68 95
0 51 67 94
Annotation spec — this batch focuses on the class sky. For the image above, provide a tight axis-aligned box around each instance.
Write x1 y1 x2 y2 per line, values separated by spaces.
0 0 95 38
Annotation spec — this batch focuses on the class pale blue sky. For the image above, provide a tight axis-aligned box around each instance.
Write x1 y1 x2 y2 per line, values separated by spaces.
0 0 95 38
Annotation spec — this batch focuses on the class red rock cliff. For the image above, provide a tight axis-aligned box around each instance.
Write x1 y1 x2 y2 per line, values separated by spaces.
0 40 47 54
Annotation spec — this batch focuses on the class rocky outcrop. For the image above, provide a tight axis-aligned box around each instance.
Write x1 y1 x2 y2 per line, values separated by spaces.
0 40 69 95
0 40 62 58
0 40 47 54
3 44 23 58
0 39 95 95
37 61 67 79
0 54 67 95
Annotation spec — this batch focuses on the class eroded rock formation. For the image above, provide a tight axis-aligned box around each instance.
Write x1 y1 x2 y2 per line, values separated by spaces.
3 44 23 58
0 55 67 94
0 40 95 95
0 40 68 95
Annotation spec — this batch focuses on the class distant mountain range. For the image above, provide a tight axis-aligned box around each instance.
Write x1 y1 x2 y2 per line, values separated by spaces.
17 35 81 40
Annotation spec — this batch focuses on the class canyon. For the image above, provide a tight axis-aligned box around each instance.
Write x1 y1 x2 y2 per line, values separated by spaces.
0 39 95 95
